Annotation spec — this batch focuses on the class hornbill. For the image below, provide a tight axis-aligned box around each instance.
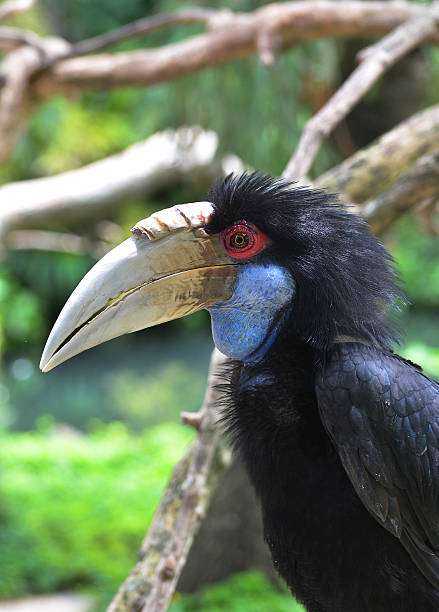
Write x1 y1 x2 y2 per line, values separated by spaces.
40 173 439 612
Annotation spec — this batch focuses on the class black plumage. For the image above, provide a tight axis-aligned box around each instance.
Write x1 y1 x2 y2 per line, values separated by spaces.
205 173 439 611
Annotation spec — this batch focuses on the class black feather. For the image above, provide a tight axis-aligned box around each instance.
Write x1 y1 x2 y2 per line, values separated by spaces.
206 172 405 350
203 173 439 611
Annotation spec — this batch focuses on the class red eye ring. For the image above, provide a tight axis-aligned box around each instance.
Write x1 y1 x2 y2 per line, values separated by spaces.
221 221 270 259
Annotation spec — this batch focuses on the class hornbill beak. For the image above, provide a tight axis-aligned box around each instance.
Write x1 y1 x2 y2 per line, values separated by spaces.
40 202 237 372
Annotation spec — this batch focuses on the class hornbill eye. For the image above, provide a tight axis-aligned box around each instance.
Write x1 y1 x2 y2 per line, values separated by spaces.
221 221 270 259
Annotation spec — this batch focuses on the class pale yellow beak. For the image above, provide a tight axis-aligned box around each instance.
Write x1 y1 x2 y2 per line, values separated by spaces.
40 202 237 372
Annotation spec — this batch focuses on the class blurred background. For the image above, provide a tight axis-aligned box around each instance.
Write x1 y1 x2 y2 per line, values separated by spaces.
0 0 438 610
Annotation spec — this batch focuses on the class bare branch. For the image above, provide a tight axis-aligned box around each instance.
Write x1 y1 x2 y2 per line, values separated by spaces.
107 349 231 612
0 46 42 162
32 1 439 98
4 229 106 256
414 197 439 236
315 104 439 203
1 1 438 162
363 151 439 235
0 0 35 22
0 26 45 53
181 411 204 432
0 127 235 240
283 5 439 180
0 37 70 161
1 103 437 249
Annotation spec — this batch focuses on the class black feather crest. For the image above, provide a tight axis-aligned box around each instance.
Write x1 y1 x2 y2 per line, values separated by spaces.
206 172 405 351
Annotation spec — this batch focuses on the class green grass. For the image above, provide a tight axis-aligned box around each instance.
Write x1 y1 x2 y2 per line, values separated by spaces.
0 423 194 605
171 571 304 612
0 423 305 611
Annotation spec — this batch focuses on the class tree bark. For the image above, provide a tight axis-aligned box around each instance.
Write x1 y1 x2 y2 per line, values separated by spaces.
315 103 439 203
30 1 439 99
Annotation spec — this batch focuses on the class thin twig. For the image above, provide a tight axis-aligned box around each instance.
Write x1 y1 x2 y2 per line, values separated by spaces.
414 197 439 236
283 5 439 180
52 8 214 63
33 1 438 97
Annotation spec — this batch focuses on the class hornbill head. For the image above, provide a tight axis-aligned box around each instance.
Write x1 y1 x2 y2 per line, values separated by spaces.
40 173 402 372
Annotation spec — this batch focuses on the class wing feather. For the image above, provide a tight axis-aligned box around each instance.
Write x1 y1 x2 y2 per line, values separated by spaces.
316 343 439 587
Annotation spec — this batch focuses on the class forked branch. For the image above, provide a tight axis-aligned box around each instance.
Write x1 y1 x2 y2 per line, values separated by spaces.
283 4 439 180
2 1 439 162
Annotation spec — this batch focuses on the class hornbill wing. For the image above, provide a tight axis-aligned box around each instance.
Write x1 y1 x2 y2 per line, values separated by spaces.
316 343 439 588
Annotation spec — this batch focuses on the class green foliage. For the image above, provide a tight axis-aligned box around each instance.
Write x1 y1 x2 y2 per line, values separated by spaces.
401 343 439 379
392 215 439 306
4 330 212 431
170 571 305 612
6 249 94 305
0 423 307 611
40 0 160 41
0 269 46 352
0 252 94 357
0 423 194 604
30 99 136 175
111 360 208 429
0 3 435 612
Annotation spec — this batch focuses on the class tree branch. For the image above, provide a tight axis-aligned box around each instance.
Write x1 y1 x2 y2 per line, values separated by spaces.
107 349 231 612
414 197 439 236
31 1 438 99
4 229 108 257
1 1 438 162
283 4 439 180
0 126 241 240
363 150 439 235
0 36 70 161
1 103 436 247
315 103 439 203
0 26 45 52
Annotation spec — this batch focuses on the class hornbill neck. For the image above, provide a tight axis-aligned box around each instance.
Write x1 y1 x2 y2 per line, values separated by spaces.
223 331 329 470
223 333 356 604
